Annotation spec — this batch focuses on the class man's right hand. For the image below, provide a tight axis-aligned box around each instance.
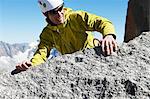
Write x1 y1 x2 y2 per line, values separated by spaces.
16 61 32 71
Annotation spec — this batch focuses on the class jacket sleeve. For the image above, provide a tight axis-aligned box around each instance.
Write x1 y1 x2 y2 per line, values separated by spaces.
31 28 53 66
74 11 116 38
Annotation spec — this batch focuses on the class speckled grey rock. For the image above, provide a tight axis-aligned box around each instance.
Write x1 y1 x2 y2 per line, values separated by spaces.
0 32 150 99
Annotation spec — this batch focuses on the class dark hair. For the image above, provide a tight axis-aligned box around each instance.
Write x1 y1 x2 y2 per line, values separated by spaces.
43 12 48 17
45 3 64 25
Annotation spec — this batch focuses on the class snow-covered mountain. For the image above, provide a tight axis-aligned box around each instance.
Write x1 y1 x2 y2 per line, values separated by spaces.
0 41 38 72
0 41 60 72
0 41 30 57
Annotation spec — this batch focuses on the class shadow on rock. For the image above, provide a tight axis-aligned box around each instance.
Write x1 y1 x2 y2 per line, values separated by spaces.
93 46 106 56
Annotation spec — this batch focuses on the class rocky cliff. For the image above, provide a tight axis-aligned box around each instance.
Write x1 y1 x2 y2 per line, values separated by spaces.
124 0 150 42
0 32 149 99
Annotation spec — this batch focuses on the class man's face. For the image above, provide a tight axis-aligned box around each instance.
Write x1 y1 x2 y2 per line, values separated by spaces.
48 4 64 25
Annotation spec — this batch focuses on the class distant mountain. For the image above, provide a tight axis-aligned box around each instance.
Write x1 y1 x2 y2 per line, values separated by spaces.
0 41 38 71
0 41 29 57
0 41 59 72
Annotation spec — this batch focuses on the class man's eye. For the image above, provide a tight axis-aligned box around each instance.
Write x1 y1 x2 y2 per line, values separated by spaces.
50 6 63 15
52 11 58 14
58 7 63 11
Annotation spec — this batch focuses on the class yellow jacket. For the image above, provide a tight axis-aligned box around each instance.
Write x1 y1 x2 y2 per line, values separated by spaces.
31 8 116 66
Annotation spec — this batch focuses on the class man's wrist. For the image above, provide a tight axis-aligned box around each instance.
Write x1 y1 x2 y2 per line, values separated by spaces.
104 34 116 39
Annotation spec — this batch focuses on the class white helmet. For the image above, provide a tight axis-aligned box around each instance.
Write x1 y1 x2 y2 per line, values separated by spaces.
38 0 64 13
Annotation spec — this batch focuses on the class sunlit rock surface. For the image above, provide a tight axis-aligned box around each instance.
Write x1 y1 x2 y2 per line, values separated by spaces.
0 32 150 98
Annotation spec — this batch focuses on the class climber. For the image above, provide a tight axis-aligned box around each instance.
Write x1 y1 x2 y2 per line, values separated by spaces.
16 0 117 71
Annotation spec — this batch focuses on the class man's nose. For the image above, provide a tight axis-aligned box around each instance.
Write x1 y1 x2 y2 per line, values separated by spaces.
57 11 62 16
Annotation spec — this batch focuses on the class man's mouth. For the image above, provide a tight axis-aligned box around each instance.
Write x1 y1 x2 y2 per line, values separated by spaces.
57 17 63 22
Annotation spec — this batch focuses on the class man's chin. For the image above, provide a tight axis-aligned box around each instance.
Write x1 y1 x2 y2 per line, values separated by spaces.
56 20 64 25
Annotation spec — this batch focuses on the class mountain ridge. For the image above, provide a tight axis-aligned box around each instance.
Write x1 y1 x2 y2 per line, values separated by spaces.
0 41 29 57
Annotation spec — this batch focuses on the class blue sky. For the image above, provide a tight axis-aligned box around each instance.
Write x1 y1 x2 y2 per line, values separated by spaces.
0 0 128 44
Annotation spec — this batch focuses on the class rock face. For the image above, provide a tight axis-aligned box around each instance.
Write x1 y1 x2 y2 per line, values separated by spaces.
0 32 150 99
124 0 150 42
0 41 29 57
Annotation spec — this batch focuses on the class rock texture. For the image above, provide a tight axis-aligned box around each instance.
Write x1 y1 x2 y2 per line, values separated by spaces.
0 32 150 99
124 0 150 42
